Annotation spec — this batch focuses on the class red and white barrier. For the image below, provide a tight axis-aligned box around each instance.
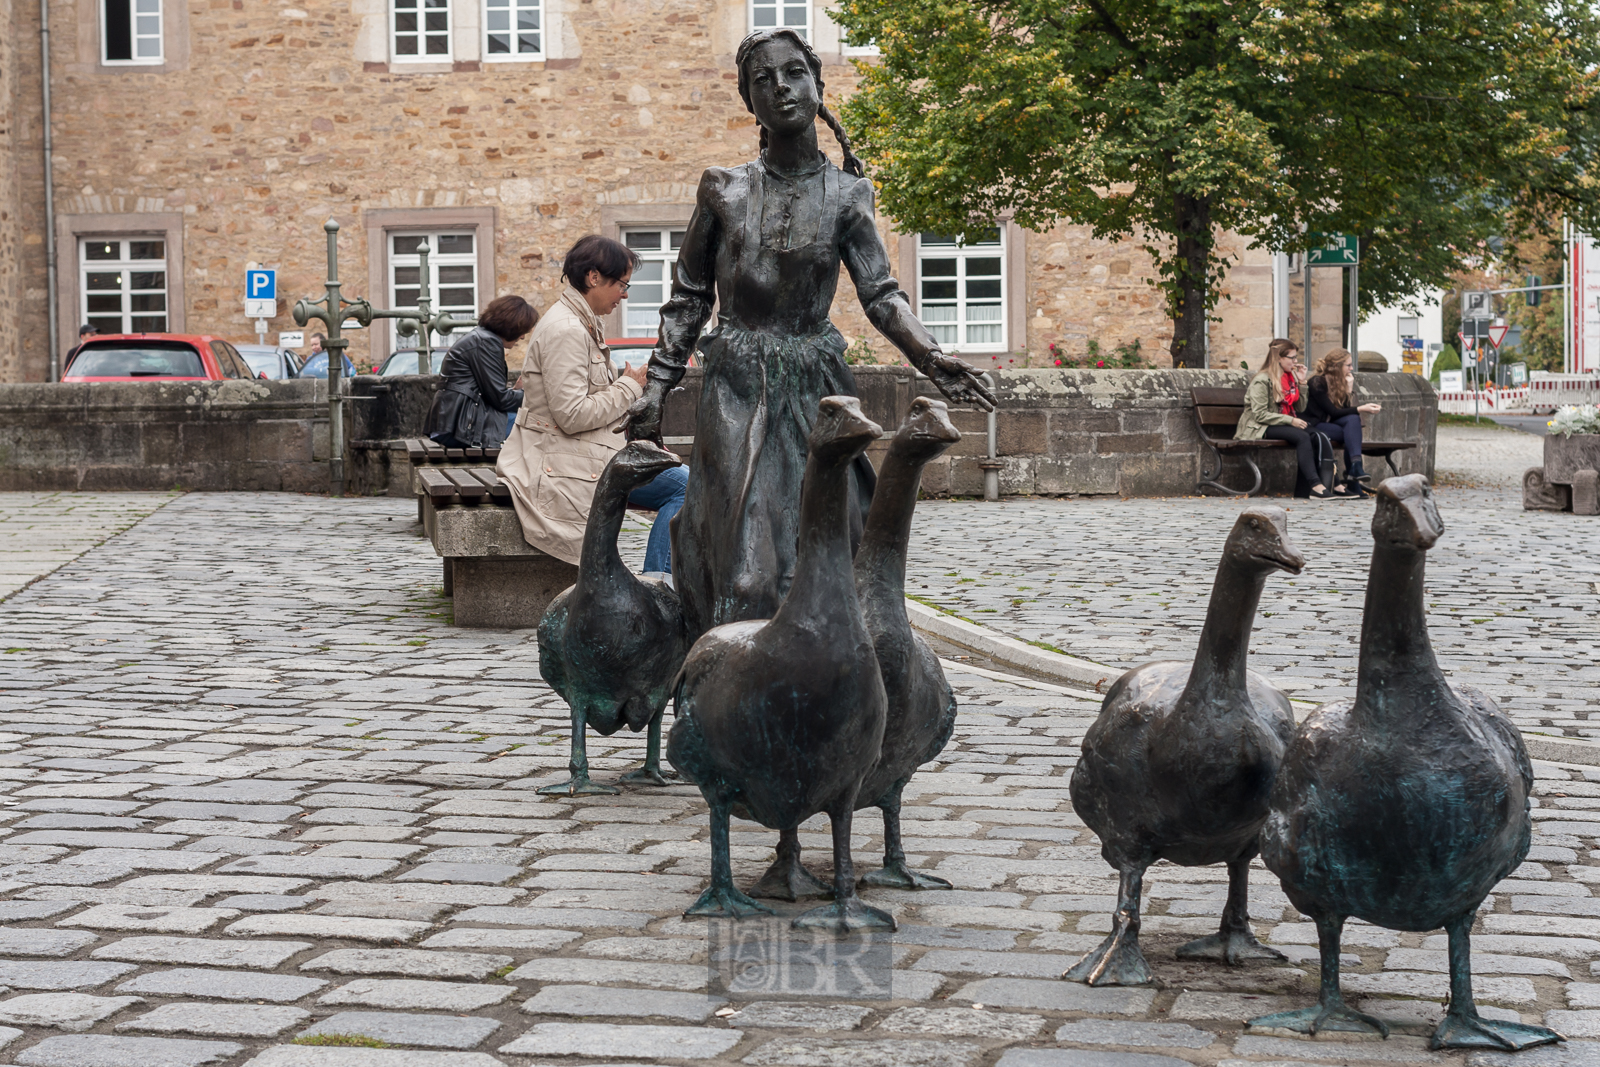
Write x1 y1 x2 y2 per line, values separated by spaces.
1438 375 1599 415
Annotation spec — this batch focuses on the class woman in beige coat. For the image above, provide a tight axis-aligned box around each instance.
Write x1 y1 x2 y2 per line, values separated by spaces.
498 236 688 569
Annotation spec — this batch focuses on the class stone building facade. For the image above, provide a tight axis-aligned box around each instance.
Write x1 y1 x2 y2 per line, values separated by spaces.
0 0 1316 382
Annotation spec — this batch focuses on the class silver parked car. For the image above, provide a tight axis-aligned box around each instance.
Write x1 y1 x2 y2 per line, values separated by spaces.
237 344 303 380
379 348 451 376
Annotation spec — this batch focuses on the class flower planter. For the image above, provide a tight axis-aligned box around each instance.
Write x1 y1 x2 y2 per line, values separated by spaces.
1544 433 1600 484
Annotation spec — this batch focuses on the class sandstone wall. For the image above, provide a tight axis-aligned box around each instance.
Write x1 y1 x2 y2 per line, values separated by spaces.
2 0 1276 382
913 368 1438 499
0 379 330 490
0 367 1434 497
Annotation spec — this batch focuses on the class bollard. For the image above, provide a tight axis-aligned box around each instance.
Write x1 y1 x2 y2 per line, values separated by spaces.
1574 469 1599 516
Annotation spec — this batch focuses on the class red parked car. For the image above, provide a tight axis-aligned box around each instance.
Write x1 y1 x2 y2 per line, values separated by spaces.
62 334 262 382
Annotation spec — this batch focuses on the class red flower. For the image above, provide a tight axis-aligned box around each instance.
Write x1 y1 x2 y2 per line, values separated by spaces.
1096 360 1106 368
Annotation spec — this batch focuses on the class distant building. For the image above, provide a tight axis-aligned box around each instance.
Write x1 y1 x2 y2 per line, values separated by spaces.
0 0 1284 380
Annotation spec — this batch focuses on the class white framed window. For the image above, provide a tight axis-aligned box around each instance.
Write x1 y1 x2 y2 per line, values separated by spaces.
80 237 168 334
393 0 451 61
918 229 1005 352
620 228 685 337
830 6 877 55
101 0 163 64
750 0 810 39
389 233 478 344
484 0 542 59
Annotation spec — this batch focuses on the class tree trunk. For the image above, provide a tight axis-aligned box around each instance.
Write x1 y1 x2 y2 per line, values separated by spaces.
1169 193 1212 369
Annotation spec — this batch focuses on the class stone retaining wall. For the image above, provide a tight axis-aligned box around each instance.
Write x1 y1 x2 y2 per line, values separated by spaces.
0 379 330 492
914 367 1438 498
0 367 1436 498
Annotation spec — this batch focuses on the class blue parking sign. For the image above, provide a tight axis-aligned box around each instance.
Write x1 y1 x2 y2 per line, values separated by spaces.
246 269 276 300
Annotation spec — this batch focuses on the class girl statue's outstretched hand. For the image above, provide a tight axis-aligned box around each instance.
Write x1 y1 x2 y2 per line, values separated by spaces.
621 380 668 445
924 351 997 412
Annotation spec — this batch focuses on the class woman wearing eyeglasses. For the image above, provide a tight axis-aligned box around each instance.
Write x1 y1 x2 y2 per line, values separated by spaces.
498 234 688 578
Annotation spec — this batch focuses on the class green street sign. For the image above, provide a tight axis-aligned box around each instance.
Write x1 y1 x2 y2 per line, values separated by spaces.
1307 232 1359 265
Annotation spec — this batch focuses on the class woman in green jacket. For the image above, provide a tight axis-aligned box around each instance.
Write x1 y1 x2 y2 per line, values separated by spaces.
1237 339 1351 500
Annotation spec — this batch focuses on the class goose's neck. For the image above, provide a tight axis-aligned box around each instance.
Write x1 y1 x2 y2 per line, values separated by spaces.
854 443 921 608
776 454 858 626
1180 555 1266 708
577 468 631 582
1354 542 1448 723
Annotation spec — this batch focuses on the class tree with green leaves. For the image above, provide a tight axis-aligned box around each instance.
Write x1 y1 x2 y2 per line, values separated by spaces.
1501 232 1567 372
1430 344 1462 386
835 0 1600 367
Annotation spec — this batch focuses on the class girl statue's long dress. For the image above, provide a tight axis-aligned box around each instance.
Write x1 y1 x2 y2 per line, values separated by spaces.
625 29 992 643
643 158 934 639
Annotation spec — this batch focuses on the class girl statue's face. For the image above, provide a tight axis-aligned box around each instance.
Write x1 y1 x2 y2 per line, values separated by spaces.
745 38 820 137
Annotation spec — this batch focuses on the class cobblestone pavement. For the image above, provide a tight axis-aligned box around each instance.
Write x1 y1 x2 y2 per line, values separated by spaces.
909 426 1599 734
1434 422 1545 490
0 488 1593 1066
0 493 175 600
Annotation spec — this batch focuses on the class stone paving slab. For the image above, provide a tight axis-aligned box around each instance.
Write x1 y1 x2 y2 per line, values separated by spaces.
0 479 1589 1066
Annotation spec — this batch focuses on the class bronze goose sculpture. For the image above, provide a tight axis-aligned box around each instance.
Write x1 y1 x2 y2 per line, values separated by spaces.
854 397 963 889
1251 476 1560 1051
669 396 894 931
536 440 688 796
1067 506 1303 985
749 397 963 899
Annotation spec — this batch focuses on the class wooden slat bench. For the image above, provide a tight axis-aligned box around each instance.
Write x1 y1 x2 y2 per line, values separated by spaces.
405 438 502 522
421 466 577 628
1192 387 1418 497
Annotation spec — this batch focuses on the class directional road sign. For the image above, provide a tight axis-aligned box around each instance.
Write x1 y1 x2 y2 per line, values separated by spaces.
1307 233 1359 265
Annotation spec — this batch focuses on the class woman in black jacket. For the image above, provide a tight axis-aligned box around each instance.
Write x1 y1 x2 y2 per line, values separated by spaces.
423 295 537 449
1306 348 1382 496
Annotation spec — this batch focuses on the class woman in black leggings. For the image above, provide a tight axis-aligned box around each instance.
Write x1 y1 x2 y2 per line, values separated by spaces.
1236 339 1353 500
1306 348 1381 497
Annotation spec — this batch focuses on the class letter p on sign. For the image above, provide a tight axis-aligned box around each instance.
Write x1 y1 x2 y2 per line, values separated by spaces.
246 270 276 300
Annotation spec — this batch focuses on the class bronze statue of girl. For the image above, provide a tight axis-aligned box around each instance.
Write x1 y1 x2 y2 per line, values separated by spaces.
624 28 995 639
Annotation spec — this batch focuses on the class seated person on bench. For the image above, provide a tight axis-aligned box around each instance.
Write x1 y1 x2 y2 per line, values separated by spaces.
1235 338 1353 501
423 295 535 451
497 235 687 579
1306 348 1381 497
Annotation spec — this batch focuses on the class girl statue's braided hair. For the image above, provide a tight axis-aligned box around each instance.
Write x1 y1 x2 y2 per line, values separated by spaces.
735 29 865 179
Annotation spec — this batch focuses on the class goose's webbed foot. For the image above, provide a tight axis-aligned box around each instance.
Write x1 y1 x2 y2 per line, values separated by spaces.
684 885 774 919
1176 927 1286 965
792 896 895 932
620 764 679 787
1250 1003 1389 1039
536 773 619 797
1431 1010 1562 1051
1063 927 1151 986
859 860 952 891
750 829 831 901
750 860 833 901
